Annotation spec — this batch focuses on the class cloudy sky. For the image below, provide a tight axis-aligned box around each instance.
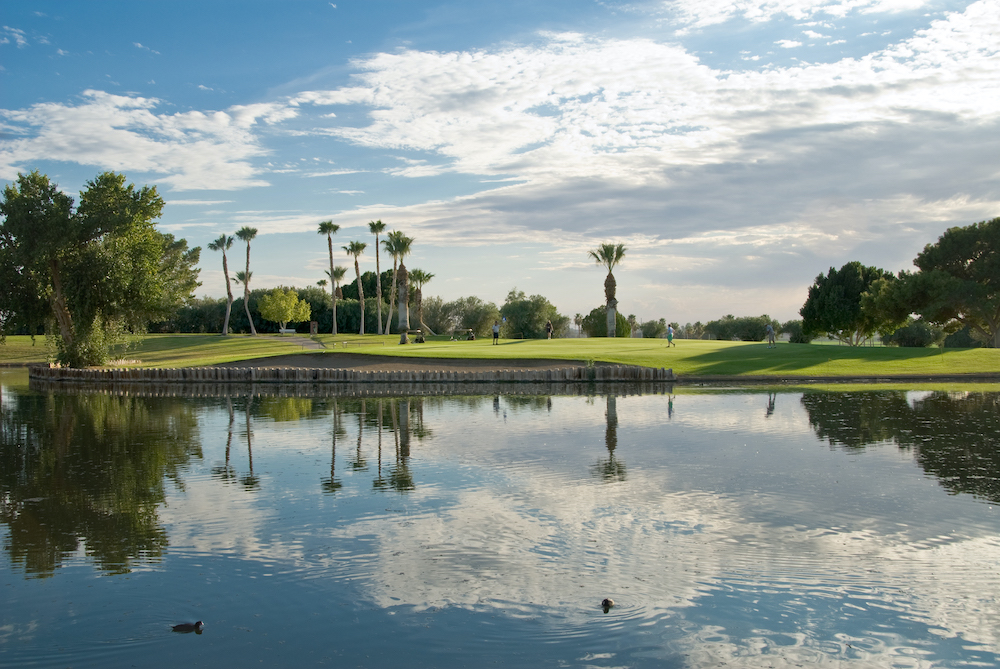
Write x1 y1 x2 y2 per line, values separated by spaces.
2 0 998 323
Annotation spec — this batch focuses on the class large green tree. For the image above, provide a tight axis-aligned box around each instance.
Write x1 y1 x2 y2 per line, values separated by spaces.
0 170 200 366
500 289 569 339
258 287 311 331
904 217 1000 348
800 261 895 346
588 243 626 337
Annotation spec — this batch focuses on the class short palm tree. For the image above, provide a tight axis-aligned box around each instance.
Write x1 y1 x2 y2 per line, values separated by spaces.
317 220 340 333
368 219 387 334
207 233 235 335
326 265 347 335
408 268 434 333
343 241 368 334
236 226 259 335
588 243 626 337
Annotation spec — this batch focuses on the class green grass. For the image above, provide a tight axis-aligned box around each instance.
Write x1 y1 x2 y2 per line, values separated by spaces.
2 333 999 379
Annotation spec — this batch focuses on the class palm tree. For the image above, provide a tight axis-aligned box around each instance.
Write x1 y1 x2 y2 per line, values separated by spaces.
368 219 387 334
588 243 627 337
408 268 434 333
390 233 414 341
236 226 259 335
343 241 368 334
207 233 235 335
233 270 253 332
317 220 340 333
382 230 413 335
326 265 347 335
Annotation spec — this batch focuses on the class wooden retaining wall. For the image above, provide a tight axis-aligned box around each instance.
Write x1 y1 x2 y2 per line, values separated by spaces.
29 364 675 385
27 378 677 399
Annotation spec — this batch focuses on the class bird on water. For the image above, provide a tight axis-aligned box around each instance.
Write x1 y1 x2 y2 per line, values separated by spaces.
601 598 614 612
172 621 205 633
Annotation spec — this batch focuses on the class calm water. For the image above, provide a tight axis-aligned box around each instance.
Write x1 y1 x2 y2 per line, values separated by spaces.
2 369 999 668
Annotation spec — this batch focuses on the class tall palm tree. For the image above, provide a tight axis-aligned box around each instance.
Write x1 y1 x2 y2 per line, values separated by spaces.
326 265 347 336
343 241 368 334
588 243 626 337
236 226 259 335
368 219 387 334
408 268 434 333
207 233 235 335
317 220 340 333
390 233 414 341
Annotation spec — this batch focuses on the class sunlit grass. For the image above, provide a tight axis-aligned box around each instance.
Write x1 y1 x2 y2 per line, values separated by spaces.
2 333 999 378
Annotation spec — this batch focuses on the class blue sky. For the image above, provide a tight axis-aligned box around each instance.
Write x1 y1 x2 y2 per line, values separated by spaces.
2 0 998 324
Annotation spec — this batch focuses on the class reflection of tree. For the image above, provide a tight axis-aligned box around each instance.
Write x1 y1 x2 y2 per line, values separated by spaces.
765 392 776 418
212 397 237 484
387 399 414 492
592 394 626 483
321 398 344 494
256 397 313 422
802 391 1000 503
0 391 201 577
240 397 260 490
372 400 388 491
350 399 368 471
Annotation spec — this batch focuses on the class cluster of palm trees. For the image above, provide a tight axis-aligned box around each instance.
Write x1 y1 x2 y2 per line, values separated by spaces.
209 224 625 339
208 220 436 338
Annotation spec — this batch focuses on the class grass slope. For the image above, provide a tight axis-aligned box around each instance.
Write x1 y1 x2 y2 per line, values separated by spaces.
2 333 999 378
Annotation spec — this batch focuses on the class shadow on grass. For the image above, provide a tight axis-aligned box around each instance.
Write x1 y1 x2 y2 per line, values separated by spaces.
683 342 952 376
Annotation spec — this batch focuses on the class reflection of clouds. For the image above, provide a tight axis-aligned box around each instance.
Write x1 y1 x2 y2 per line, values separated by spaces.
339 472 731 614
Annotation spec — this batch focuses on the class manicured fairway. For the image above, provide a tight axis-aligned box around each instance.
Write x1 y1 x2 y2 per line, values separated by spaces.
3 333 999 378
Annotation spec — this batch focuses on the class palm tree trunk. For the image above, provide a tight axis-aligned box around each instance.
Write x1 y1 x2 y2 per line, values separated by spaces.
332 281 339 336
374 236 383 335
355 259 364 335
327 235 336 335
244 244 257 335
385 259 398 334
396 263 409 340
222 252 233 335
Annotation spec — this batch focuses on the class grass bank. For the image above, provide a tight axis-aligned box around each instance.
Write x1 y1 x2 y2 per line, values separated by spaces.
2 333 999 379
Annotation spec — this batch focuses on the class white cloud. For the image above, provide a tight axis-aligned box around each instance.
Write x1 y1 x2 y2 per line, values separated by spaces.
133 42 160 55
802 29 830 38
776 39 804 47
2 26 28 48
665 0 933 30
0 90 289 190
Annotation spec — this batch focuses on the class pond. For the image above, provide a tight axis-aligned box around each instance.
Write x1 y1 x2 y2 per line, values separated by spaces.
2 369 999 668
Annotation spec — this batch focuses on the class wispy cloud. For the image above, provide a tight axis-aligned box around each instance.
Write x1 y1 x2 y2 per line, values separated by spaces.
133 42 160 55
2 26 28 48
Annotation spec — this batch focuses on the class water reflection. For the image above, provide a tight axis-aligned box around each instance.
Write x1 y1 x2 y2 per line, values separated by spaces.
2 379 1000 668
0 391 201 576
802 390 1000 503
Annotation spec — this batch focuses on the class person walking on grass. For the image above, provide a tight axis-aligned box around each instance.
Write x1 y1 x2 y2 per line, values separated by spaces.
766 323 776 348
545 320 553 339
666 324 676 347
493 320 500 345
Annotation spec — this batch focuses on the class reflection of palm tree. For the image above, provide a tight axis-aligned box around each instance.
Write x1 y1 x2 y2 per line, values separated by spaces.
241 397 260 490
588 243 627 337
372 400 388 490
212 397 238 483
351 399 368 471
592 395 627 483
207 234 235 335
387 399 415 491
321 398 342 494
766 392 776 418
236 226 259 335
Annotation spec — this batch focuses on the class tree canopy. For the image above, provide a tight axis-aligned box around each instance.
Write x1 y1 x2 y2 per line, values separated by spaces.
500 289 569 339
800 261 895 346
258 288 311 331
906 217 1000 348
0 170 200 366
